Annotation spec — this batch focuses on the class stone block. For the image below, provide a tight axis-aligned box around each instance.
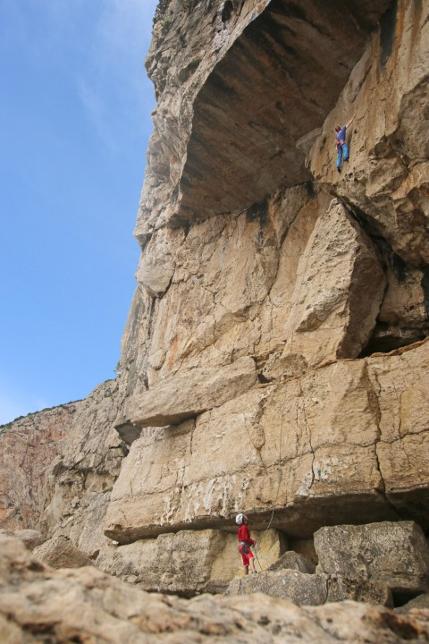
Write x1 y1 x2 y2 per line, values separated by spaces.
227 569 328 606
269 551 315 574
315 521 429 594
33 535 92 569
128 356 257 427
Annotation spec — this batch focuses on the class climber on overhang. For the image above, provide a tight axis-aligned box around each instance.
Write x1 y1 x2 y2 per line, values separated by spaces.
335 117 354 172
236 513 257 575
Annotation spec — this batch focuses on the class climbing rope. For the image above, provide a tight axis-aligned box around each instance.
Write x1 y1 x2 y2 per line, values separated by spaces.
264 389 286 533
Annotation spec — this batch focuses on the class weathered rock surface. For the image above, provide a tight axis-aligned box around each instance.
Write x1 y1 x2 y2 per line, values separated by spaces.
310 0 429 266
3 0 429 612
137 0 391 234
33 535 92 569
326 576 393 607
280 199 385 365
105 340 429 541
227 521 429 607
369 264 429 353
3 534 429 644
127 355 257 427
39 380 127 560
97 528 282 595
0 403 79 531
227 568 395 607
228 569 329 606
0 528 44 551
315 522 429 595
268 551 315 574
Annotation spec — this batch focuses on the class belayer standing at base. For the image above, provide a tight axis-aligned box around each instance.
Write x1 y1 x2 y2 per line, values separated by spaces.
236 513 257 575
335 117 354 172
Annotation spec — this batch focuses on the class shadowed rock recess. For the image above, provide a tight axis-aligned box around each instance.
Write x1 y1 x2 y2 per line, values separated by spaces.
1 0 429 639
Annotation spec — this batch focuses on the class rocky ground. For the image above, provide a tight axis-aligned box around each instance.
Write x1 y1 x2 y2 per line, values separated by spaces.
2 533 429 644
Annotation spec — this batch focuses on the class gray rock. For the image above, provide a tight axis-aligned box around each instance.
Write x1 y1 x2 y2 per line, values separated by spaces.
115 420 141 446
3 533 429 644
327 575 392 607
315 521 429 594
14 529 44 550
33 535 92 569
269 551 316 574
0 529 44 551
227 569 328 606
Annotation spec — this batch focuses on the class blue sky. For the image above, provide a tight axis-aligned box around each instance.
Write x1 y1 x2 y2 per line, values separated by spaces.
0 0 159 424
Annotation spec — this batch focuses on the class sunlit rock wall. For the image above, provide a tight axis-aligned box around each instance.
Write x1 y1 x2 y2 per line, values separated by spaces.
2 0 428 597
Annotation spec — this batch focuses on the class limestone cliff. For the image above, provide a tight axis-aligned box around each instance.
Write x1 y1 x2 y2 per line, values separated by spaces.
1 0 428 614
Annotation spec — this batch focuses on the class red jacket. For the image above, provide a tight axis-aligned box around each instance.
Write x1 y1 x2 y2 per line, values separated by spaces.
237 524 255 546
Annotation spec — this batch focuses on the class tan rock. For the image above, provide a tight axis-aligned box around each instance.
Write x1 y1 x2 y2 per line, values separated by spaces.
280 199 385 366
367 340 429 522
140 208 279 386
3 533 429 644
106 340 429 541
127 356 257 427
40 380 126 560
309 0 429 266
136 227 184 297
315 521 429 594
12 529 44 550
326 576 393 607
137 0 390 234
6 2 429 623
33 535 92 569
97 528 282 595
227 569 328 606
268 551 315 574
367 263 429 352
0 528 44 552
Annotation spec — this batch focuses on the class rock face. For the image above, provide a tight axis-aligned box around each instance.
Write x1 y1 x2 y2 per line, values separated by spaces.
0 380 127 561
105 340 429 542
97 528 283 595
280 199 385 364
309 0 429 267
315 522 429 596
0 403 79 531
1 0 429 612
0 528 44 550
137 0 391 234
33 535 92 569
39 380 127 561
268 551 316 574
228 569 329 606
127 355 257 427
2 534 429 644
227 520 429 608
